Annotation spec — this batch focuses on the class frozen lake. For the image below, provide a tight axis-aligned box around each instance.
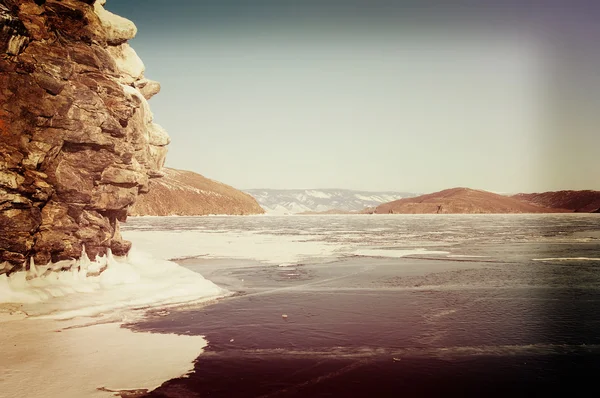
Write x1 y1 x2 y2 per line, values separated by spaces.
122 214 600 397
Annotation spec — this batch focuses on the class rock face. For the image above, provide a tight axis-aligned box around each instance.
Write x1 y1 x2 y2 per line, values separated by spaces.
128 168 264 216
372 188 566 214
0 0 169 273
512 191 600 213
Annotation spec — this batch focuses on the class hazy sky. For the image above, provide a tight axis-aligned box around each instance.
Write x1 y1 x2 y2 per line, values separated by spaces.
107 1 600 193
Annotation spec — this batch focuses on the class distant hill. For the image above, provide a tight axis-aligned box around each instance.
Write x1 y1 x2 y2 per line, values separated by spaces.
371 187 565 214
129 168 264 216
512 190 600 213
244 189 416 214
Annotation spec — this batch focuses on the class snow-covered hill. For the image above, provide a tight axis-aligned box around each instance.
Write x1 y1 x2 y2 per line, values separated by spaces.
244 189 416 214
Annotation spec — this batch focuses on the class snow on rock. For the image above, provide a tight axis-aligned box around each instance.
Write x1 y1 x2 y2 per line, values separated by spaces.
147 122 171 147
107 43 145 83
135 77 162 100
94 0 137 44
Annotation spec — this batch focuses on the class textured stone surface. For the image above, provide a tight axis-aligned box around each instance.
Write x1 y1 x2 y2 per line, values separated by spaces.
129 168 265 217
0 0 169 272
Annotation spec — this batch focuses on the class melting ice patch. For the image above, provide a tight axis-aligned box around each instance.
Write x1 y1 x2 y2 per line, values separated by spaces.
447 255 490 258
354 248 450 258
122 229 457 266
123 230 345 265
533 257 600 262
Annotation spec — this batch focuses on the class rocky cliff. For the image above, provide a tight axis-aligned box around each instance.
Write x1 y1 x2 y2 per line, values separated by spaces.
128 168 264 216
512 191 600 213
0 0 169 273
371 188 565 214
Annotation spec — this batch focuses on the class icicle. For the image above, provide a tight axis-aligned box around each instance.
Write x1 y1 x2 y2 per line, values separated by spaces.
106 248 115 268
88 252 106 275
1 261 10 274
27 257 39 279
79 245 91 271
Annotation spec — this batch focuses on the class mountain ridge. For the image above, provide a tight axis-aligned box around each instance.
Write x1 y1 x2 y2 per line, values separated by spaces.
244 188 416 214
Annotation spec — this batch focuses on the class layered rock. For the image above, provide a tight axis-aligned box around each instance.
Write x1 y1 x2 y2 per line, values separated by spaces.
129 168 265 216
371 188 566 214
0 0 169 273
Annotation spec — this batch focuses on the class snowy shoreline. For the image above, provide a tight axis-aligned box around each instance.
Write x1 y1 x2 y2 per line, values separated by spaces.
1 314 213 398
0 248 228 398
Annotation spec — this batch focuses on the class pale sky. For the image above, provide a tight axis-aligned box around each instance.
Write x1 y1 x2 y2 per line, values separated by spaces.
107 1 600 193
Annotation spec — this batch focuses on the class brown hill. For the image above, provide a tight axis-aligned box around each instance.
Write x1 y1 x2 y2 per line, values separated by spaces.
512 190 600 213
372 188 565 214
129 168 264 216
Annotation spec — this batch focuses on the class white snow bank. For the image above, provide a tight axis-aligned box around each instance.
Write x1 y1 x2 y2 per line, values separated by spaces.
354 248 450 258
0 247 227 397
0 247 226 319
0 317 207 398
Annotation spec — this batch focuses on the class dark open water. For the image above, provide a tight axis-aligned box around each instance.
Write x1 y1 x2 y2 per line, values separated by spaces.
122 215 600 397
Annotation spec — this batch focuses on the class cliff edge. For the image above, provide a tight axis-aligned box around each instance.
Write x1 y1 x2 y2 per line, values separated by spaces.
0 0 169 273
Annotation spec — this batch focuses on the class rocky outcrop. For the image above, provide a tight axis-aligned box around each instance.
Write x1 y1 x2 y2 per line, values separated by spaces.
372 188 566 214
128 168 264 216
512 191 600 213
0 0 169 273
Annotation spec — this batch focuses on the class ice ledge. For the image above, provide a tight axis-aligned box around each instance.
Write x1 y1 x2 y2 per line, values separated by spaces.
0 247 227 320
